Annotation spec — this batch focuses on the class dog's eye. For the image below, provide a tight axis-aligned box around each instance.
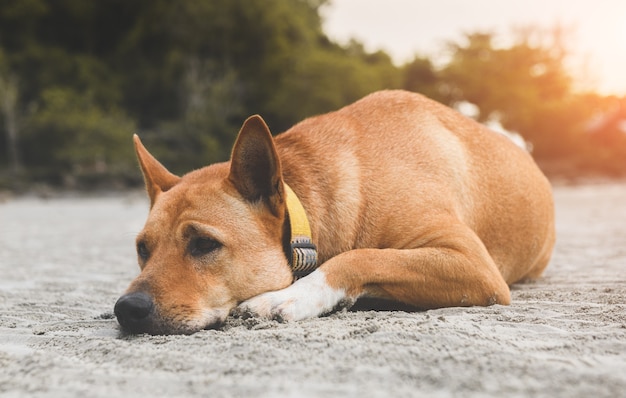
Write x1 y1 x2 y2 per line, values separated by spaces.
189 237 221 257
137 241 150 261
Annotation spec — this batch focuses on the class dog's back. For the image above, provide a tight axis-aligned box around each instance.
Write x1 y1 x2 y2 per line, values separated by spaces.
275 90 555 284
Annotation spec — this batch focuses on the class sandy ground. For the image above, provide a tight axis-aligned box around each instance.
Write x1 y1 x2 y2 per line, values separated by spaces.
1 183 625 398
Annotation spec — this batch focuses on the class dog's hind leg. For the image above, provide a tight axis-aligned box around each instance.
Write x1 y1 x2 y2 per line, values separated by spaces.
236 222 511 321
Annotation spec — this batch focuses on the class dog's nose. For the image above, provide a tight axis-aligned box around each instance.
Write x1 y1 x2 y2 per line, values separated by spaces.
114 292 154 334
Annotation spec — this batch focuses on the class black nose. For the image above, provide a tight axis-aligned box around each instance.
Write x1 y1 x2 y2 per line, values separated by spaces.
114 292 154 334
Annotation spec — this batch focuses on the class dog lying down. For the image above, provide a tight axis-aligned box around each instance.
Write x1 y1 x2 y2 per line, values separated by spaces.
114 90 555 335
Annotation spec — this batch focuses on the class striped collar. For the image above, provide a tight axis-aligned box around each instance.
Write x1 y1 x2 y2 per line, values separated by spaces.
283 183 318 280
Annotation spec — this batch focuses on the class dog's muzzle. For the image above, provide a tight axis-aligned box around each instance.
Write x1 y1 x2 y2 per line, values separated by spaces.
114 291 155 334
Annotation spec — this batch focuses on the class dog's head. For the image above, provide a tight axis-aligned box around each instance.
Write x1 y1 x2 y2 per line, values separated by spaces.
115 116 293 335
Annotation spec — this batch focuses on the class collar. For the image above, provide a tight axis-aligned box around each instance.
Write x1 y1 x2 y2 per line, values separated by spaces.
284 183 318 279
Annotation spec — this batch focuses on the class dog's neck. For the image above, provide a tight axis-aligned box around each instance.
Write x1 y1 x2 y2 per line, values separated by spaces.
283 183 318 280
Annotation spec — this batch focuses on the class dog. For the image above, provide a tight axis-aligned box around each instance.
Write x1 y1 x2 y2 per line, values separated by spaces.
114 90 555 335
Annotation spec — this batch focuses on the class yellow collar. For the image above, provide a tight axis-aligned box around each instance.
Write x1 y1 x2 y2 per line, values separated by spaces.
284 183 318 279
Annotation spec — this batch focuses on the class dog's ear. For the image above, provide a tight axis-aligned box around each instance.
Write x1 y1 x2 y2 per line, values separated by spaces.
133 135 181 208
228 115 284 216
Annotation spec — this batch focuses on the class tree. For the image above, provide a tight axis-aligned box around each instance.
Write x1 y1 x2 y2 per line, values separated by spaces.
440 30 576 159
23 87 136 186
402 56 443 103
266 40 401 128
0 55 21 183
0 0 405 187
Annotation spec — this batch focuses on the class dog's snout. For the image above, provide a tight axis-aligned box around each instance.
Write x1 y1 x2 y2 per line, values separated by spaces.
114 292 154 334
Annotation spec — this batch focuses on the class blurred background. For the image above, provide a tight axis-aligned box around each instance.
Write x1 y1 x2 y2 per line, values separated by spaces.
0 0 625 191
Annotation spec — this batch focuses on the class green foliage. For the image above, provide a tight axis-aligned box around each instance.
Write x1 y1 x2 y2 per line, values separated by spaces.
147 59 244 174
23 87 136 185
0 1 624 187
440 32 575 151
438 30 626 177
0 0 408 187
403 56 443 103
267 41 401 128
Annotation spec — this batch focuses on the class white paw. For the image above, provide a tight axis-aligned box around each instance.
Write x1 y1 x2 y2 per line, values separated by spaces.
235 271 349 321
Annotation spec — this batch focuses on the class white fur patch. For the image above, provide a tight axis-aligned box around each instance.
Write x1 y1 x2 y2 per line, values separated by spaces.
236 270 347 321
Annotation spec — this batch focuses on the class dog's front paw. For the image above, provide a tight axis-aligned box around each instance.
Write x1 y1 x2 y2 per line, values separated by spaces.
234 271 349 322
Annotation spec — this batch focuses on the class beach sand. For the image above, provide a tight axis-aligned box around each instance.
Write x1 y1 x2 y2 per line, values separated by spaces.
1 184 625 397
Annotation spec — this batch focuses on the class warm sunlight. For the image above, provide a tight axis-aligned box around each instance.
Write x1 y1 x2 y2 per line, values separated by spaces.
619 21 626 49
618 21 626 58
581 11 626 94
323 0 626 95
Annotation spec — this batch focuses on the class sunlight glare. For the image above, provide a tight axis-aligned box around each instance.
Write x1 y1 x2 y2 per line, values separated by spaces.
620 22 626 48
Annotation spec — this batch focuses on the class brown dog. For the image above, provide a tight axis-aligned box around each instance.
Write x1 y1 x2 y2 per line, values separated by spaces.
114 90 555 335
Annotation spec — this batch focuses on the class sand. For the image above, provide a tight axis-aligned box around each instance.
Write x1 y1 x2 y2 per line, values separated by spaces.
0 184 625 397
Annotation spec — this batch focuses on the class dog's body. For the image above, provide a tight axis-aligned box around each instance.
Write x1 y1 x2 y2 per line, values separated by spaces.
115 90 555 335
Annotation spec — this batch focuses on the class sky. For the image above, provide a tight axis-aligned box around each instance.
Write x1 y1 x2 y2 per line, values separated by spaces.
321 0 626 95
